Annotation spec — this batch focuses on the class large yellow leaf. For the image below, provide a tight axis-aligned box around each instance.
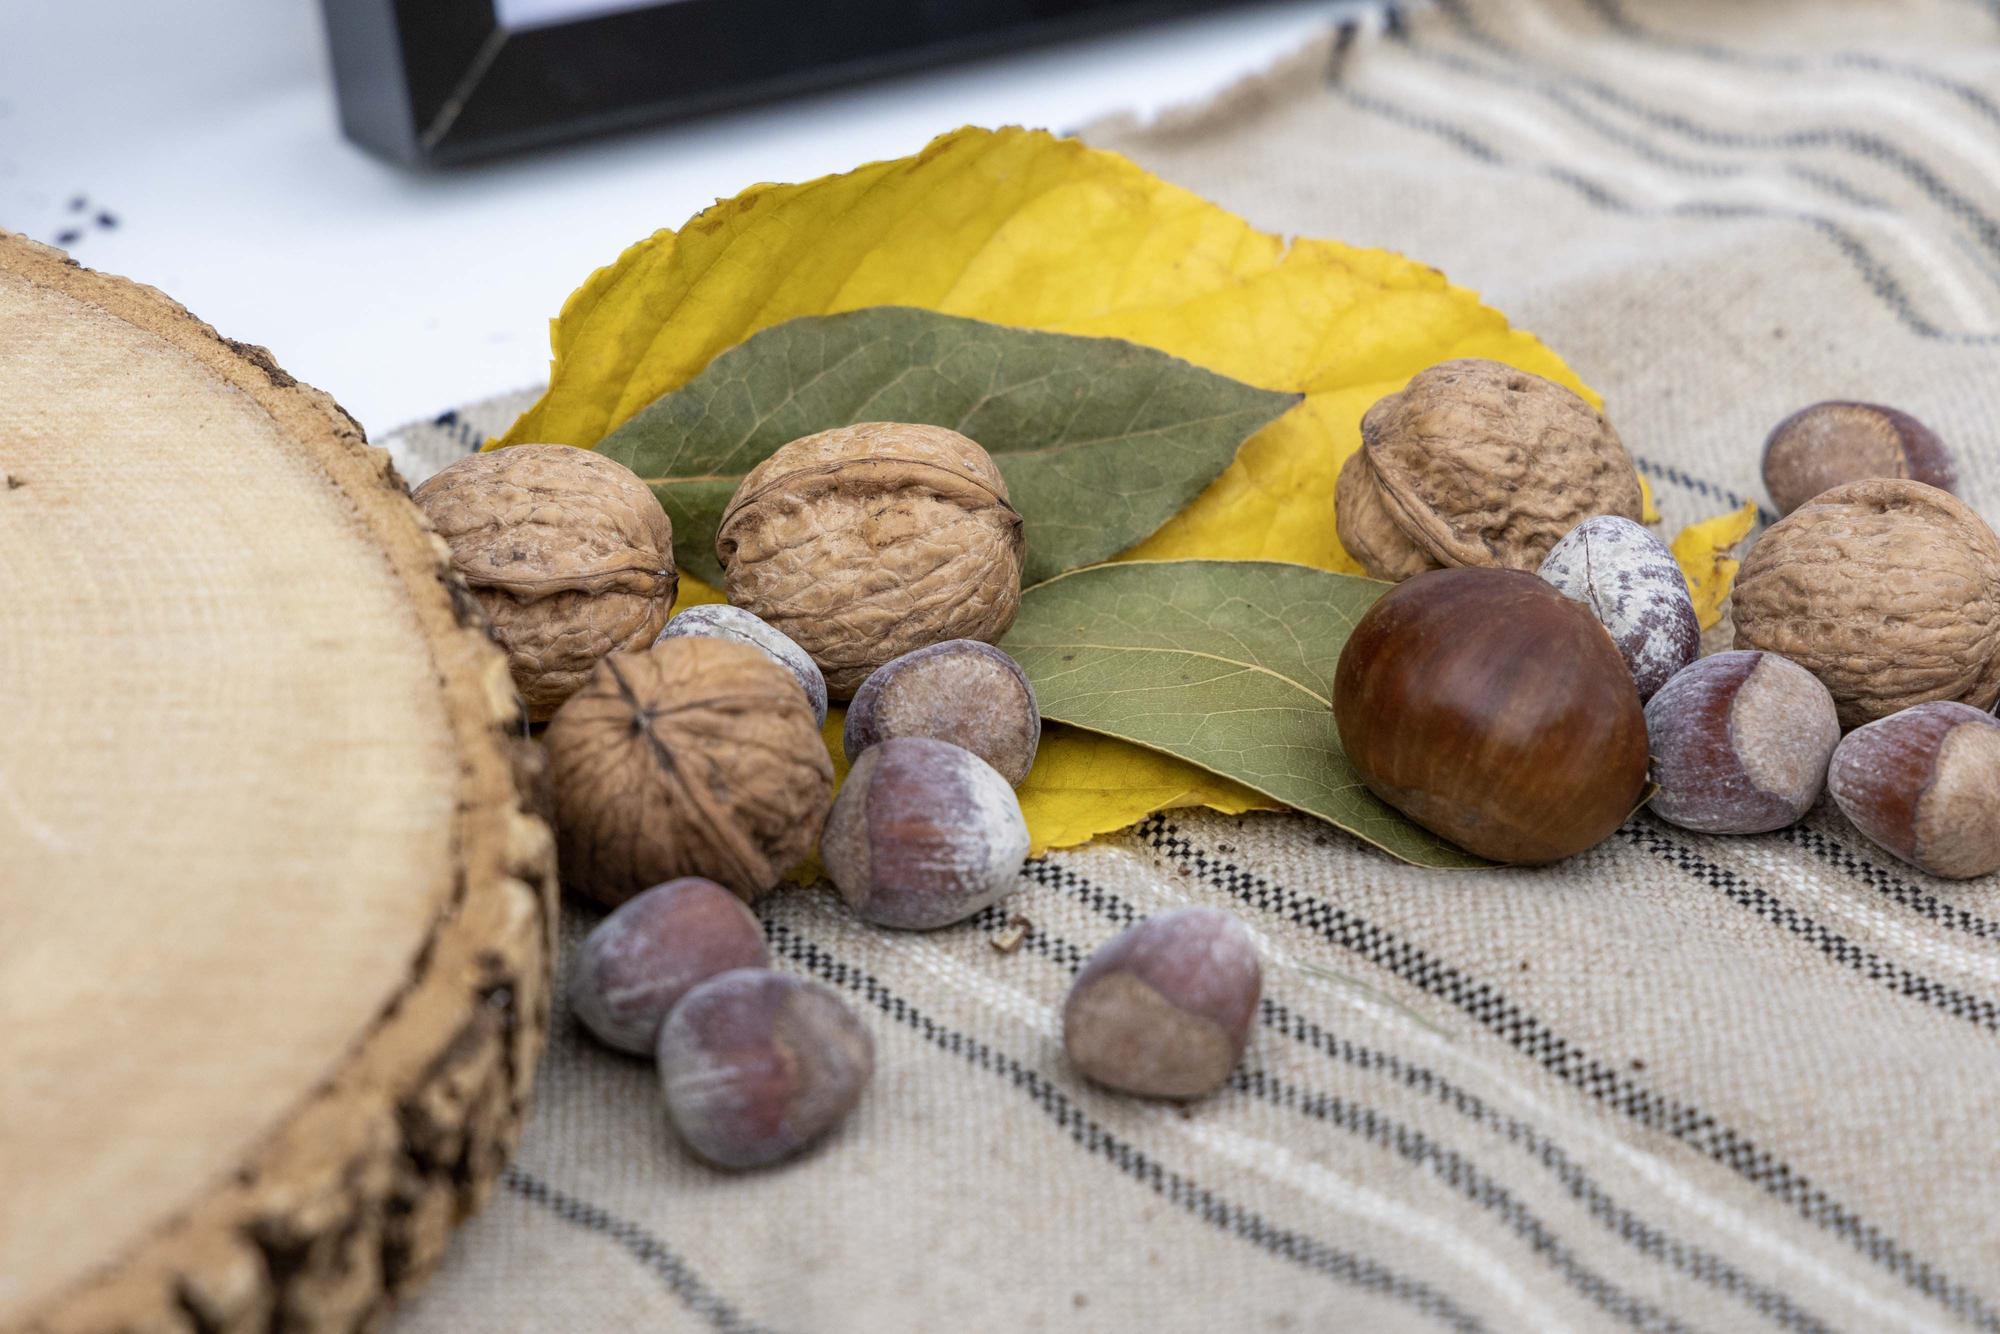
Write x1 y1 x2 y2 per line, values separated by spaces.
507 126 1639 851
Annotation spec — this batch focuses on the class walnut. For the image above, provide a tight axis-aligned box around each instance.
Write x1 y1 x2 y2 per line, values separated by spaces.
716 422 1025 698
543 637 833 906
1732 479 2000 729
1334 448 1434 581
415 444 677 721
1334 359 1643 581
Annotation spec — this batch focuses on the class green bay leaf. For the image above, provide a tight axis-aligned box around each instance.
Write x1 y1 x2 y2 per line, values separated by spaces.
1001 559 1486 869
592 306 1300 585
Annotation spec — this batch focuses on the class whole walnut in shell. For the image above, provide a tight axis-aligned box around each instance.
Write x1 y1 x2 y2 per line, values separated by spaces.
1733 479 2000 729
415 444 677 721
1335 360 1643 581
544 637 833 906
716 422 1025 698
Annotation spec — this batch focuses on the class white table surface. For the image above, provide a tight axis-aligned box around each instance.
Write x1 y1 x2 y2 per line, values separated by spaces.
1 0 1351 438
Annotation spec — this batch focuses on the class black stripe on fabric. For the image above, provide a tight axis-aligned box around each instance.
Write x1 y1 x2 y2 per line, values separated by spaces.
430 409 487 455
1579 0 2000 133
1321 76 1996 346
757 918 1491 1334
1137 816 1999 1332
1429 0 2000 275
1239 1065 1701 1334
1387 20 1998 302
1625 820 2000 1032
1784 824 2000 942
503 1167 770 1333
970 901 1711 1334
1003 868 1833 1334
1388 26 1907 221
1630 456 1776 527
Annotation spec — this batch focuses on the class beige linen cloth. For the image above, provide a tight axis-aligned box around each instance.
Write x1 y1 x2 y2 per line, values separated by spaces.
385 1 2000 1329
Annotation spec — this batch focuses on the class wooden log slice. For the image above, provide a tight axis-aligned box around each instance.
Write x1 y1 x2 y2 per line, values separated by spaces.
0 233 557 1333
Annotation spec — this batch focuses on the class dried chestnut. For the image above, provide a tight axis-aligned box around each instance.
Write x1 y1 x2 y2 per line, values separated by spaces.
1537 515 1700 701
1732 479 2000 728
656 602 828 725
1333 567 1649 863
716 422 1026 697
1063 907 1261 1100
414 444 677 721
1335 360 1643 582
545 637 833 907
844 640 1041 785
1828 702 2000 879
1645 651 1840 834
657 969 874 1170
1763 401 1955 516
820 737 1029 929
570 878 770 1054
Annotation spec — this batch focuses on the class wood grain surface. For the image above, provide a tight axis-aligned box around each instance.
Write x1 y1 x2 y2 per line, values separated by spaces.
0 232 556 1333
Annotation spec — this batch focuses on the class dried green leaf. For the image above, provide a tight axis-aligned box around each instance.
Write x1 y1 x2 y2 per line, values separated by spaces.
593 306 1301 585
1001 558 1486 868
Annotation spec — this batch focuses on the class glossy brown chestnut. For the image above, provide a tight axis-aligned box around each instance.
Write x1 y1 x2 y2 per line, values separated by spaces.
1332 567 1650 863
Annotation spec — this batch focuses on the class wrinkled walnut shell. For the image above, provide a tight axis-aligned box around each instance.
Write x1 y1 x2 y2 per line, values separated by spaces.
1334 447 1435 582
716 423 1026 698
415 444 677 721
544 637 833 906
657 602 829 726
1732 479 2000 729
1336 360 1643 581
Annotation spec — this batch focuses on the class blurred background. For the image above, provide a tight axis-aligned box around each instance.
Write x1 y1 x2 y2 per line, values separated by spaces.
0 0 1362 438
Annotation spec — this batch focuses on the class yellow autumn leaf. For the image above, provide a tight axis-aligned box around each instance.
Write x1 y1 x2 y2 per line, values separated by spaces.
507 126 1635 851
1638 473 1661 525
1672 502 1760 630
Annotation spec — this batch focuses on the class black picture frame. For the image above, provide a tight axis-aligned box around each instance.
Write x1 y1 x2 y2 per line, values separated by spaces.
321 0 1260 168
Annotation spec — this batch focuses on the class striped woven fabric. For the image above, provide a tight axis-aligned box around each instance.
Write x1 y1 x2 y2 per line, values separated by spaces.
385 1 2000 1329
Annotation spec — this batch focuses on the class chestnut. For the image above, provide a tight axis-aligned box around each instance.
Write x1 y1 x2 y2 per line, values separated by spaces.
1645 651 1840 835
1063 907 1261 1100
569 878 771 1055
820 737 1029 929
1332 567 1650 863
1828 701 2000 879
656 968 874 1170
